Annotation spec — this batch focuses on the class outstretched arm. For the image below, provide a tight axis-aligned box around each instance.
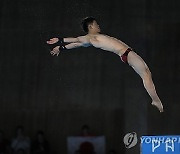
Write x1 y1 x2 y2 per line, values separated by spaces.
47 36 84 44
47 35 90 56
50 42 87 56
64 37 79 43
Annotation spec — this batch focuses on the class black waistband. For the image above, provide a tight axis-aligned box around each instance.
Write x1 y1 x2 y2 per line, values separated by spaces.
123 48 132 56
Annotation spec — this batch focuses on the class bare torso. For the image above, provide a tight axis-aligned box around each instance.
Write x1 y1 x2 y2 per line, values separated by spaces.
78 34 130 56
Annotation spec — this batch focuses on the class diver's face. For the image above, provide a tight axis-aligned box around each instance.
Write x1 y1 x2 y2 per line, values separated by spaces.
90 20 101 33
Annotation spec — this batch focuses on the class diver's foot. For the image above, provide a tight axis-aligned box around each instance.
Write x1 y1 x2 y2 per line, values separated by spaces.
152 100 164 113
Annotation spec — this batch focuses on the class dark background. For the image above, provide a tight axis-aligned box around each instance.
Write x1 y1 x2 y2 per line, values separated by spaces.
0 0 180 153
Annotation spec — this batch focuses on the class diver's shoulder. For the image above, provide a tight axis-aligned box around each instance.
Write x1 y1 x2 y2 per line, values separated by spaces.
97 33 111 37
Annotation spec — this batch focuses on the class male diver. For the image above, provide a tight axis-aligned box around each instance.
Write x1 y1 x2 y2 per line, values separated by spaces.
46 17 164 112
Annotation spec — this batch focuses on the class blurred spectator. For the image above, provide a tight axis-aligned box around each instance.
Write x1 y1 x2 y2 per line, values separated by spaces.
74 150 80 154
79 141 95 154
80 125 94 137
11 126 30 154
16 149 26 154
0 130 10 154
31 130 50 154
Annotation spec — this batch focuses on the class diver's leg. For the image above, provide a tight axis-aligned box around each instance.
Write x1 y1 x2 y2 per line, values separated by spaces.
127 51 164 112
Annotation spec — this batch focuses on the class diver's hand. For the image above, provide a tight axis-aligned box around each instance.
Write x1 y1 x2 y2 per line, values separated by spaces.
50 46 60 56
47 38 59 44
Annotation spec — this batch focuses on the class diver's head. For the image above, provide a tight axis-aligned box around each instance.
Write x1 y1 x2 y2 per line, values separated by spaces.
81 17 100 34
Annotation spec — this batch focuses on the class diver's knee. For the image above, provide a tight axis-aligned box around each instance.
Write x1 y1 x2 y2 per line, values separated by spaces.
142 68 151 79
146 68 151 76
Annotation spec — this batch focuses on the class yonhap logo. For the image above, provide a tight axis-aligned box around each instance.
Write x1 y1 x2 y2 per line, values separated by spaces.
141 136 180 154
123 132 138 148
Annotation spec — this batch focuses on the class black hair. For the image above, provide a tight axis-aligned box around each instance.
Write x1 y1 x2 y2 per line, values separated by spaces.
16 125 24 132
81 17 96 33
17 148 26 154
81 124 90 130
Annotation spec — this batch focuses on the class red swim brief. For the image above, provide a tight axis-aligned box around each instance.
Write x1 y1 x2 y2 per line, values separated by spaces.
120 48 132 64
